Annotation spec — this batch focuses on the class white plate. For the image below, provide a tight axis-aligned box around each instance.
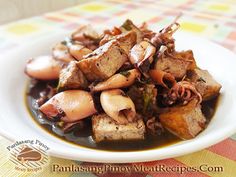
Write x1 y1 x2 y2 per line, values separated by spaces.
0 31 236 163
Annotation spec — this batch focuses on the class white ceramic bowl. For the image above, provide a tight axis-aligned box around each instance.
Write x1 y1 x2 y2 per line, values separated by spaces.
0 31 236 163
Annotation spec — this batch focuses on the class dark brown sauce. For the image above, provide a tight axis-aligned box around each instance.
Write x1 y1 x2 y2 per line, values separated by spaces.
25 80 219 152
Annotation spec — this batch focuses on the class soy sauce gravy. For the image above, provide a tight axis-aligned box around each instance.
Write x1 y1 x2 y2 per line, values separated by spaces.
26 80 219 151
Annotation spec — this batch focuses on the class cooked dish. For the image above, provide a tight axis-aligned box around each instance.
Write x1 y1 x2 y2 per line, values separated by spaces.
25 19 221 151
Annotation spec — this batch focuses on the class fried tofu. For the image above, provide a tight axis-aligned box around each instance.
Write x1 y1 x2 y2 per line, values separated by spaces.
159 99 206 139
57 61 88 91
77 40 128 81
155 50 196 80
100 31 137 55
187 68 222 101
92 113 145 142
120 19 143 43
115 31 137 54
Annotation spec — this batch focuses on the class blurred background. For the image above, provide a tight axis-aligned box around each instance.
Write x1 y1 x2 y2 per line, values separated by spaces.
0 0 90 24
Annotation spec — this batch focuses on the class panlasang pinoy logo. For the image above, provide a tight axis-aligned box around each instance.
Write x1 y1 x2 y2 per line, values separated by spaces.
7 140 49 172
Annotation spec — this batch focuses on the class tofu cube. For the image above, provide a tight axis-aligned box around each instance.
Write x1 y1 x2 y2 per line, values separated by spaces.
77 40 128 81
160 99 206 139
58 61 88 91
155 50 196 79
115 31 137 54
188 68 222 100
120 19 143 43
92 113 145 142
100 31 137 55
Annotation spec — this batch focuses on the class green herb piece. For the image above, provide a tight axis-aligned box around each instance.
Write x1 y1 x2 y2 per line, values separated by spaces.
121 21 132 31
198 77 206 83
61 40 67 45
142 84 156 114
120 71 131 78
57 121 65 128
